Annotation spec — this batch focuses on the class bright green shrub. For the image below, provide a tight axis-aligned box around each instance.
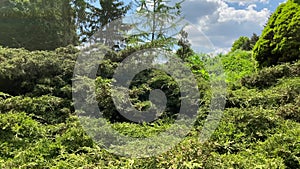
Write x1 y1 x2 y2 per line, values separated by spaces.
205 152 286 168
0 112 45 162
0 112 43 140
221 50 257 84
253 0 300 67
57 127 94 153
2 138 61 168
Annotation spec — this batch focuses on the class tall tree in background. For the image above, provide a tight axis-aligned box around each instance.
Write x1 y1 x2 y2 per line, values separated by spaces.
0 0 78 51
231 33 259 52
75 0 131 43
129 0 184 45
250 33 259 49
0 0 130 50
231 36 251 52
176 30 194 60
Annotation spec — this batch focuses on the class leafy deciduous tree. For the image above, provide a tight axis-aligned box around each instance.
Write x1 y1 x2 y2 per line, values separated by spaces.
231 33 260 52
231 36 251 52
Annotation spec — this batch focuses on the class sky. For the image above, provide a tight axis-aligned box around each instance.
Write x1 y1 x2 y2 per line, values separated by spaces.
94 0 287 53
179 0 287 53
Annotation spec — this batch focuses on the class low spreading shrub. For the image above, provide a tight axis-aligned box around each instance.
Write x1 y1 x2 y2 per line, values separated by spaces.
242 60 300 89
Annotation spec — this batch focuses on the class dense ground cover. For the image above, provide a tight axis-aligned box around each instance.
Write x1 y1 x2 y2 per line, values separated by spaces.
0 45 299 168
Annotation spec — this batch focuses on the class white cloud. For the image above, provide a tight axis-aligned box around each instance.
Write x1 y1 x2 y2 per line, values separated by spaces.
217 4 270 26
181 0 271 53
279 0 287 5
223 0 269 6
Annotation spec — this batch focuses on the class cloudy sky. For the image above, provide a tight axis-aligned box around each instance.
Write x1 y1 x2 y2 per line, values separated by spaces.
95 0 287 53
179 0 287 53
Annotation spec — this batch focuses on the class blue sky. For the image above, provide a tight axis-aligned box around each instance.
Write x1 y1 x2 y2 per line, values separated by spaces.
93 0 287 53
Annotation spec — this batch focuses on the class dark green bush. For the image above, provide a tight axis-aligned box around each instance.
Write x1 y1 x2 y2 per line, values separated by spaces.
256 122 300 169
241 60 300 88
228 77 300 109
0 45 77 96
211 107 279 154
277 95 300 122
0 95 71 124
0 0 78 51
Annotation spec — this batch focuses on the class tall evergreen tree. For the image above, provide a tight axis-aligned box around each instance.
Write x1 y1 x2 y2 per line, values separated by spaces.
75 0 131 43
176 30 194 60
250 33 259 49
0 0 130 50
130 0 184 44
0 0 78 51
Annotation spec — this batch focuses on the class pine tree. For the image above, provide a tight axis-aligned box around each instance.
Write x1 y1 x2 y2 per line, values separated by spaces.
250 33 259 49
75 0 131 43
176 30 194 60
130 0 184 44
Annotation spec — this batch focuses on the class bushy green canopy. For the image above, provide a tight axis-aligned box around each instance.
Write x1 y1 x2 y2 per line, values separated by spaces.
253 0 300 67
0 0 78 51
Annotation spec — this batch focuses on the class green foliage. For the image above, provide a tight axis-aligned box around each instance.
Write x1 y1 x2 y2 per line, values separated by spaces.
231 36 251 52
186 54 209 80
0 2 300 164
56 123 94 152
0 112 43 141
221 50 257 85
231 34 259 52
0 45 77 96
0 95 71 124
0 67 299 168
0 0 131 49
77 0 131 43
253 0 300 67
205 152 286 168
242 60 300 88
256 123 300 168
0 0 78 50
227 77 300 110
81 44 209 122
